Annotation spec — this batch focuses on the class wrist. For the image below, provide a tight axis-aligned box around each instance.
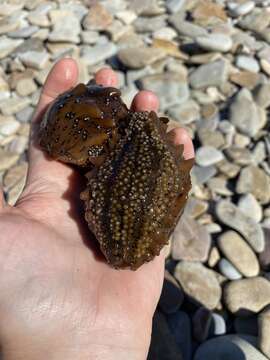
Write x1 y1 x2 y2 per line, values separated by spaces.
1 326 150 360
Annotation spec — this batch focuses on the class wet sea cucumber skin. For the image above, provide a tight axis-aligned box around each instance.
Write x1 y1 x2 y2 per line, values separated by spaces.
40 82 128 167
39 83 193 270
81 111 193 270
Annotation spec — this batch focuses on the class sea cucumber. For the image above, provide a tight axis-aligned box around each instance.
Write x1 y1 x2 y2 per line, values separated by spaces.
39 82 193 270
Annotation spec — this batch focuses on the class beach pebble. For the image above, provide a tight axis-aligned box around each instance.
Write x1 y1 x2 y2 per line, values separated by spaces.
196 146 224 167
196 34 232 53
194 335 268 360
224 277 270 316
216 200 265 253
174 261 221 310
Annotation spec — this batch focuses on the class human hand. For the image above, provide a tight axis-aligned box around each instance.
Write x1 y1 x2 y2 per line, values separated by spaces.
0 58 194 360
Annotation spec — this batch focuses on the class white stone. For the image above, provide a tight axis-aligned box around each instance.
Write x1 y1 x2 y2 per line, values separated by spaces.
49 10 81 44
196 146 224 167
19 51 49 70
0 97 30 116
238 193 263 223
0 37 23 59
229 1 255 17
236 55 260 73
0 116 20 136
81 43 117 67
8 26 39 39
196 34 233 53
115 10 137 25
153 27 177 41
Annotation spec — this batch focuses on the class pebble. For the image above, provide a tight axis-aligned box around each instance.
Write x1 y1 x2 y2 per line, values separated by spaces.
117 46 165 69
236 55 260 73
211 313 226 336
158 270 184 314
236 165 270 205
82 3 113 31
207 177 233 196
106 20 132 42
230 70 261 90
148 311 184 360
234 133 250 148
8 135 28 154
166 0 186 14
12 38 43 56
0 116 20 136
49 10 81 43
259 227 270 270
115 10 137 25
169 18 207 38
216 159 240 179
258 306 270 358
7 176 26 205
174 261 221 310
218 258 242 280
239 8 270 33
152 27 177 41
0 37 22 59
192 1 227 24
0 149 20 171
254 83 270 108
205 222 222 234
129 0 165 16
16 77 37 97
167 311 192 360
218 231 260 278
196 146 224 167
19 51 49 70
196 34 233 53
238 194 263 223
15 106 34 123
138 72 190 109
225 147 253 166
8 25 39 39
234 316 258 336
261 58 270 76
80 31 99 45
171 215 211 262
189 60 228 89
192 307 212 342
230 88 266 137
194 335 268 360
191 165 217 185
134 15 166 33
0 76 9 100
197 129 225 149
216 200 265 253
80 43 117 67
0 97 30 116
3 162 28 191
184 197 208 219
229 1 255 17
208 246 221 268
224 277 270 316
167 100 200 125
152 38 188 60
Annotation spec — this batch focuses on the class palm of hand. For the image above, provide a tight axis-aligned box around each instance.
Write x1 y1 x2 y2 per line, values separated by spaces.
0 59 193 359
0 161 163 358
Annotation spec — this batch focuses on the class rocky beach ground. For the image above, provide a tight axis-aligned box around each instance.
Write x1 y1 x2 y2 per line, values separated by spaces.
0 0 270 359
